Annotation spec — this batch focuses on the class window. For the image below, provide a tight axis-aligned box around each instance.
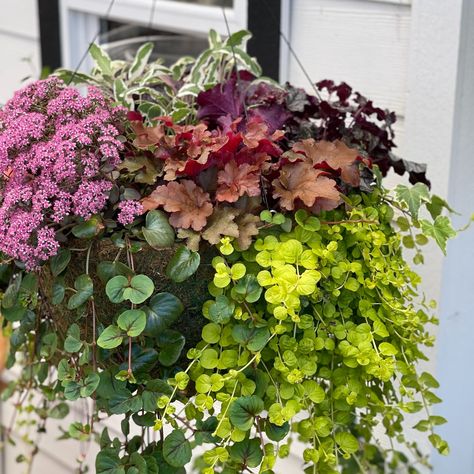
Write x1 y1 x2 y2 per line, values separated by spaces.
59 0 248 71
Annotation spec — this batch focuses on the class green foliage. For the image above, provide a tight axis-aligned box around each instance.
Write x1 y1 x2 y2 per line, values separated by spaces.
421 216 456 254
143 292 184 337
395 183 430 219
55 30 260 125
142 210 175 248
229 396 264 431
163 430 192 467
0 91 460 474
165 246 200 283
147 187 454 474
117 309 146 337
97 325 123 349
67 274 93 309
106 274 154 304
49 249 71 276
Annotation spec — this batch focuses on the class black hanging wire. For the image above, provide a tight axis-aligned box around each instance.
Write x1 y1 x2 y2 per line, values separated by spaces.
221 6 249 120
260 0 321 99
148 0 158 31
67 0 118 85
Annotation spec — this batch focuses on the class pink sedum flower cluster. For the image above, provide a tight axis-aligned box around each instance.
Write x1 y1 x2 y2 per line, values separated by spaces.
117 200 144 226
0 77 124 269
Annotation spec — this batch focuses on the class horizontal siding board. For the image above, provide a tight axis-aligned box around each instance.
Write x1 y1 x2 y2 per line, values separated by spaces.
0 0 39 39
288 0 411 117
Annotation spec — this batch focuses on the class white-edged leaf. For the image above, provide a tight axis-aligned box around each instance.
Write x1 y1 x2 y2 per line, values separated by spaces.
394 183 430 219
420 216 456 254
89 43 113 76
208 29 222 49
190 49 213 84
225 30 251 47
113 78 127 104
177 84 203 98
129 42 154 81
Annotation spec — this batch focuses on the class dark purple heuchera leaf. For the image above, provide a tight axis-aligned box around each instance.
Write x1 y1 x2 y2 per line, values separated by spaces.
197 75 246 123
250 106 291 134
197 73 290 133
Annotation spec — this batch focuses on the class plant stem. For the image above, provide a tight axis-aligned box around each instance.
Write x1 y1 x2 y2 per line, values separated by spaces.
128 337 132 375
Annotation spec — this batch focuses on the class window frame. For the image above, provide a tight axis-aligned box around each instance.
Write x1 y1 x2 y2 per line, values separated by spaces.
59 0 248 69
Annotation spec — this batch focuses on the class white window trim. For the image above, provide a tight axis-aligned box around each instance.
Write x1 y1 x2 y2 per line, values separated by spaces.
59 0 248 69
365 0 411 4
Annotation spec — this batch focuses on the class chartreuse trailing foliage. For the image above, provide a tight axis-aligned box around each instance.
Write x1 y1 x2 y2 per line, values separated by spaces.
152 185 453 474
0 28 467 474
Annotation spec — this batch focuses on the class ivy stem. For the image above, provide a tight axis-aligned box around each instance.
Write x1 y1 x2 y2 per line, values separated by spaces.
352 453 369 474
320 219 378 225
85 242 93 275
255 416 266 454
86 239 98 435
128 336 132 376
330 353 339 466
91 299 97 372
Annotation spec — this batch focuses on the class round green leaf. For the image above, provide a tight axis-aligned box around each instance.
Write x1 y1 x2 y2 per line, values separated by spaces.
335 432 359 454
163 429 192 467
123 275 154 304
202 323 221 344
97 325 123 349
49 249 71 276
63 381 81 401
379 342 398 356
96 449 125 474
208 295 235 324
229 395 264 431
106 275 128 303
64 323 82 353
303 380 325 403
117 309 147 337
165 246 200 283
265 420 290 442
143 292 184 337
142 210 175 248
67 274 93 309
230 275 262 303
72 215 104 239
80 373 100 397
48 402 70 420
200 348 219 369
157 330 185 366
228 438 263 468
232 325 270 352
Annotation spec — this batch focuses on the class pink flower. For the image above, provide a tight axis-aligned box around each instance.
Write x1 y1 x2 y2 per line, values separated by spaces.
0 77 125 269
117 200 143 225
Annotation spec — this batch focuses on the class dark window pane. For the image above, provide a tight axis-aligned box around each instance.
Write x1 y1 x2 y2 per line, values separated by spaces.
169 0 233 7
100 24 208 65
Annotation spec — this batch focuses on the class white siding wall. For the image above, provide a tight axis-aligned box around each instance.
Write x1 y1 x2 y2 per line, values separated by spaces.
0 0 41 105
286 0 411 155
